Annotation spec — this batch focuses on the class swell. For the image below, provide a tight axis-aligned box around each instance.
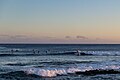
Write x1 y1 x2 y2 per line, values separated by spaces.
5 61 95 67
0 47 120 56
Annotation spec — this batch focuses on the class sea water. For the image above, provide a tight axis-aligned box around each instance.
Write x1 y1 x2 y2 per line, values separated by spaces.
0 44 120 80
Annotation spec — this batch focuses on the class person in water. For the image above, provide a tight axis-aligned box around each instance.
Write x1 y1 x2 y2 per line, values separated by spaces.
46 49 50 53
76 50 92 56
75 50 87 56
37 50 40 53
77 50 81 56
32 49 36 54
74 50 81 56
11 49 14 54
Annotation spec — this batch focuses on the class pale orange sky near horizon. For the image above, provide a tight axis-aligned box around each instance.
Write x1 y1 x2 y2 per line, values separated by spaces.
0 0 120 44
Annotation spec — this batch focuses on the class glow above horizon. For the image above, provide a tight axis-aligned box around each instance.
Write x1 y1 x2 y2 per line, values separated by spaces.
0 0 120 44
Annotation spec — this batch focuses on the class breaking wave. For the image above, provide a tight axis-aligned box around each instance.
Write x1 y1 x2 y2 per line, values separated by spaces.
23 65 120 77
0 65 120 79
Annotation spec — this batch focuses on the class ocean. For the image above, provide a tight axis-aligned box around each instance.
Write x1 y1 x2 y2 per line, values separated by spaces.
0 44 120 80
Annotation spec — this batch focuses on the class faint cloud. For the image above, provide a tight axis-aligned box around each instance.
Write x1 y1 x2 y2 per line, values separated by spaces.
65 36 71 38
0 34 27 39
10 35 28 39
76 36 88 39
0 35 9 37
0 34 29 42
95 38 102 41
42 36 56 39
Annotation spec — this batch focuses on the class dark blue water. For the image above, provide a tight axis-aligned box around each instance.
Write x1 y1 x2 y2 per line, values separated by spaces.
0 44 120 80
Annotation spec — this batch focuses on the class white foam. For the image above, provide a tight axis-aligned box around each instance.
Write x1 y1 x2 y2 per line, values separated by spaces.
24 67 81 77
23 65 120 77
24 67 93 77
104 65 120 70
88 51 120 56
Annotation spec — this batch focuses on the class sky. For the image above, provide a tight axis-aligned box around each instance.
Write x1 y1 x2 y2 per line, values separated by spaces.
0 0 120 44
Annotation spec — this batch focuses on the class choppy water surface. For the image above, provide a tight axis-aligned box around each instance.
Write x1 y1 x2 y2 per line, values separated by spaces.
0 44 120 80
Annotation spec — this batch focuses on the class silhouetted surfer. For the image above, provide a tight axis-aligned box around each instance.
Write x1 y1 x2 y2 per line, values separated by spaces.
75 50 92 56
76 50 81 56
75 50 86 56
46 50 48 53
15 49 19 52
37 50 40 53
32 49 36 54
46 49 50 53
11 49 14 54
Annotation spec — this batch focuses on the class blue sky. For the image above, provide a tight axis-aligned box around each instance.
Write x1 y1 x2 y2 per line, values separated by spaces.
0 0 120 43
